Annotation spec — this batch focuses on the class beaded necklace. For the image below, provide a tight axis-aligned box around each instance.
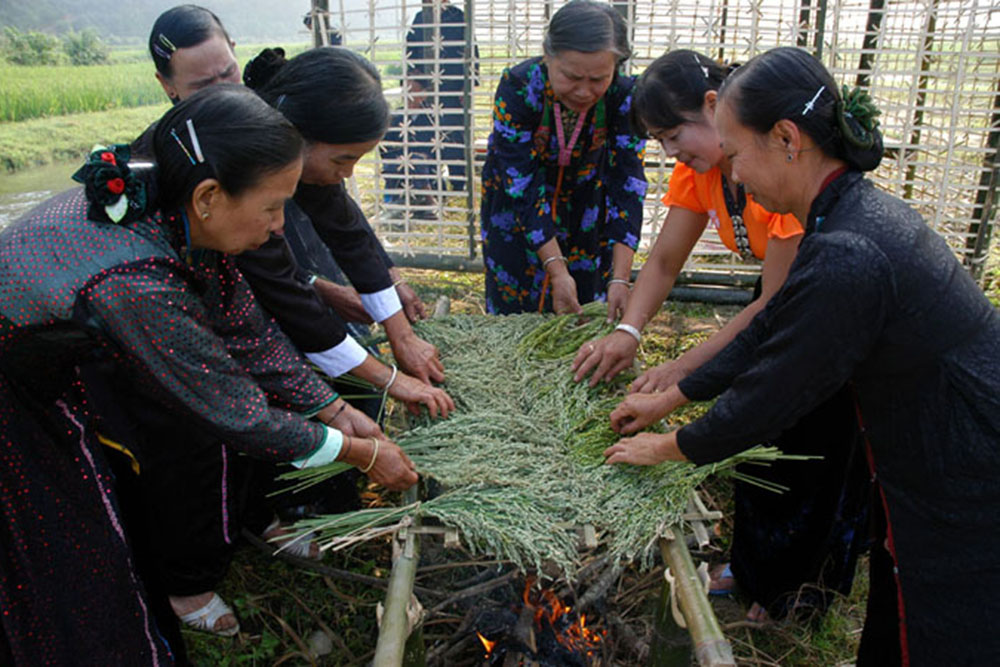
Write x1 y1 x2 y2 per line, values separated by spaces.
720 173 753 260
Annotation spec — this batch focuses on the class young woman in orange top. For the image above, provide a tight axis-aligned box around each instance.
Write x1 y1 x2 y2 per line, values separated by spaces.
574 50 869 622
572 52 801 389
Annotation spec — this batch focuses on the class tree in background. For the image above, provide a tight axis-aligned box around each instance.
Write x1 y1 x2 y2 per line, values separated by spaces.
62 29 109 66
2 26 60 66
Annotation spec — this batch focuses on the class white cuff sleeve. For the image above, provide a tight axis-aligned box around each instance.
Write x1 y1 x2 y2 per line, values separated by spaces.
305 337 369 378
360 286 403 323
291 426 344 469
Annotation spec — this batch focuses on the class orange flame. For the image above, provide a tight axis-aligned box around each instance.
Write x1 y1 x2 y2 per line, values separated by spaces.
521 577 604 657
476 631 496 656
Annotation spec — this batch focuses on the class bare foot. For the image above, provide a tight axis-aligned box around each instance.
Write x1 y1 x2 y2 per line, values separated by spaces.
746 602 770 624
169 591 238 635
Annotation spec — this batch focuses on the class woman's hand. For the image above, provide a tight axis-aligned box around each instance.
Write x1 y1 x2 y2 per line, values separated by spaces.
606 281 630 322
313 278 373 324
388 371 455 418
630 361 691 394
396 281 428 323
390 333 445 385
571 330 639 386
345 437 418 490
550 274 583 315
603 431 686 466
326 402 384 439
389 269 428 323
609 390 681 435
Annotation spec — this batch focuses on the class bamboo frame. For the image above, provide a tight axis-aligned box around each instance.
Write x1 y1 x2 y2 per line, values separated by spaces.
320 0 997 285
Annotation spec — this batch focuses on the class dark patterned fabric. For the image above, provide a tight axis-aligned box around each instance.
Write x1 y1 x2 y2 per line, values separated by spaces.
0 189 334 665
292 182 394 294
480 57 647 314
678 171 1000 664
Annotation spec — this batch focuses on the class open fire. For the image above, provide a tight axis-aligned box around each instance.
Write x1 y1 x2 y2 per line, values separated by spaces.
475 576 605 666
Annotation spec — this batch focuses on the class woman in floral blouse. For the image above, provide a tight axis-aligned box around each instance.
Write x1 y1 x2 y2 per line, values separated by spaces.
480 0 646 315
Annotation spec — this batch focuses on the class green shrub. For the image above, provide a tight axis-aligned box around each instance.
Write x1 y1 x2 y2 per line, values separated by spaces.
62 29 109 66
2 26 60 66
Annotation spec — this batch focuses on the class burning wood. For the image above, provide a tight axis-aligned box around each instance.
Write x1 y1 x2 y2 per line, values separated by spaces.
475 577 606 666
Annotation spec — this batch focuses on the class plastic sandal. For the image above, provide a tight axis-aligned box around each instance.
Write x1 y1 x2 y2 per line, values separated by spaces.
708 563 735 596
177 592 240 637
263 518 322 561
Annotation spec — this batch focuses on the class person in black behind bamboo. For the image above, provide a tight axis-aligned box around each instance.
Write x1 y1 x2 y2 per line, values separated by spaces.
381 0 478 218
605 47 1000 666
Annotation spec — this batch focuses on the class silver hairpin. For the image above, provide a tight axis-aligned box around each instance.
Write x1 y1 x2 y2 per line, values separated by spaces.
275 94 287 110
693 54 709 78
185 119 205 163
802 85 826 116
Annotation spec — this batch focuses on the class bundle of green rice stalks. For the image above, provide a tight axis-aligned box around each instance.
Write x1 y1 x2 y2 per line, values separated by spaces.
281 305 809 574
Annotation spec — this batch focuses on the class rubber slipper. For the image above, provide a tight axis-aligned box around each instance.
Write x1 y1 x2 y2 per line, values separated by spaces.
177 592 240 637
709 563 735 596
263 517 322 561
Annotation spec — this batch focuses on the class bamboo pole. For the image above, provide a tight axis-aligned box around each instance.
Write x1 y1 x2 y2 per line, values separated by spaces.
854 0 886 89
903 0 940 202
964 81 1000 282
373 487 423 666
463 0 478 260
657 532 735 667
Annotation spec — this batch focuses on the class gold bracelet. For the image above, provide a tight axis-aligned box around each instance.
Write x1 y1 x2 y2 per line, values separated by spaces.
360 437 380 473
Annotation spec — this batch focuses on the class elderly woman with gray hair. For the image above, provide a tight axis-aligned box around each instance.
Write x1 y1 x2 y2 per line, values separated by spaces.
480 0 647 316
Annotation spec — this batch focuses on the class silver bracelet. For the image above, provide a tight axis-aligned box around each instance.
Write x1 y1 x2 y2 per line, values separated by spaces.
541 255 567 271
608 278 631 288
392 278 406 287
615 323 641 344
380 364 398 392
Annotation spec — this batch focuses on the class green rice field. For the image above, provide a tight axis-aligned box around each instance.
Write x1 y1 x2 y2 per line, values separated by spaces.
0 44 310 123
0 62 162 122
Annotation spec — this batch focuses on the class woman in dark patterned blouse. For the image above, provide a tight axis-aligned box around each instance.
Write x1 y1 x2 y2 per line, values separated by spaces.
480 0 647 315
0 86 416 665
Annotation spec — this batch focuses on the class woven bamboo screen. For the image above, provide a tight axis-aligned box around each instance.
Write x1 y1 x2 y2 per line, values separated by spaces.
317 0 999 282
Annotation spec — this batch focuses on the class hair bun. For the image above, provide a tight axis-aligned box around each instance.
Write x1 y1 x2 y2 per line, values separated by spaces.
72 144 149 225
243 47 287 90
837 85 881 150
836 86 884 171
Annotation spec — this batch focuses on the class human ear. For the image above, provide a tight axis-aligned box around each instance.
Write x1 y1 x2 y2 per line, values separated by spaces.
704 89 717 114
189 179 222 221
771 119 802 156
155 71 179 103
